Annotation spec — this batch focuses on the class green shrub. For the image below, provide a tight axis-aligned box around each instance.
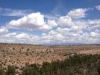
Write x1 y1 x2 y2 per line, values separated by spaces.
0 68 5 75
5 65 16 75
22 64 40 75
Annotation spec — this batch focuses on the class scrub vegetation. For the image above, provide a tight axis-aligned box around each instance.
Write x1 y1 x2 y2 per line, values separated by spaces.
1 54 100 75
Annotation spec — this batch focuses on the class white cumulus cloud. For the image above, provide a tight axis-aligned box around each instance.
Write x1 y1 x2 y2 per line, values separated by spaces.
8 12 52 31
0 27 8 34
0 7 100 44
96 5 100 11
68 8 88 18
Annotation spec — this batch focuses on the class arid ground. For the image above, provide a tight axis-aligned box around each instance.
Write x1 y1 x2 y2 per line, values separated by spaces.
0 43 100 69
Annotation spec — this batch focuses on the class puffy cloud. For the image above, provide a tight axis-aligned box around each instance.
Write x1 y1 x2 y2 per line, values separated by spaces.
47 20 57 27
90 32 100 38
0 32 41 44
15 33 30 39
42 17 100 44
4 32 17 37
8 12 52 31
0 7 100 44
57 16 73 27
0 27 8 34
68 8 87 18
96 5 100 11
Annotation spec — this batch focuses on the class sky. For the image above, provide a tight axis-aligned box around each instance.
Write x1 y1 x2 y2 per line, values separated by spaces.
0 0 100 45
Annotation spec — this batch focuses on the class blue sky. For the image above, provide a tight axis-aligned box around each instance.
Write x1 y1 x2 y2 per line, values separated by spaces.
0 0 100 44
